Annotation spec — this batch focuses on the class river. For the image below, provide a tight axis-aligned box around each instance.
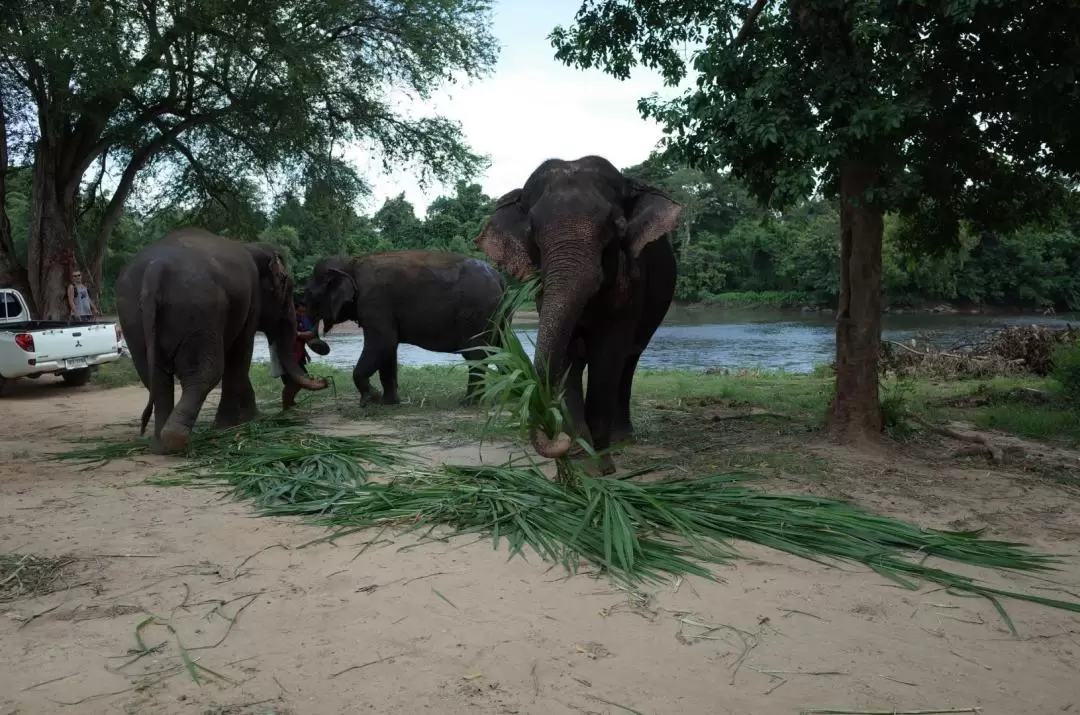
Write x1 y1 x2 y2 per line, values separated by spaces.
252 306 1077 375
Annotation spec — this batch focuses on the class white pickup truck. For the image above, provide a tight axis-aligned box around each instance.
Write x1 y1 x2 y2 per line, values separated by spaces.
0 287 124 394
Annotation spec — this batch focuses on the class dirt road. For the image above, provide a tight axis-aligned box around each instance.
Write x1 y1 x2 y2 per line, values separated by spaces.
1 378 1078 714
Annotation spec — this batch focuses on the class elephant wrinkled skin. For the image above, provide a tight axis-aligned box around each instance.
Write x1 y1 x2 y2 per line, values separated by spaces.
304 250 507 404
115 227 328 454
476 155 681 474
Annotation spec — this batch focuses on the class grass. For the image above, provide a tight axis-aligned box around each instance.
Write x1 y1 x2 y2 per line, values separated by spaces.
91 351 1080 449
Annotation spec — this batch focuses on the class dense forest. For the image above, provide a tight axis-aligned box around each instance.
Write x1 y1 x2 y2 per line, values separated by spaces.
4 150 1078 313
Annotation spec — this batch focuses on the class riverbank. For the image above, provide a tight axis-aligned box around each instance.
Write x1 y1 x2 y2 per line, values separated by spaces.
685 290 1074 316
1 358 1077 714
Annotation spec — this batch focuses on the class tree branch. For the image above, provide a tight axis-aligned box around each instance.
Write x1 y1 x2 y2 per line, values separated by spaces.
78 153 108 222
733 0 769 47
89 114 216 272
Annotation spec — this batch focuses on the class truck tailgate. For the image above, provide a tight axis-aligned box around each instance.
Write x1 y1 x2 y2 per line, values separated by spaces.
27 323 118 363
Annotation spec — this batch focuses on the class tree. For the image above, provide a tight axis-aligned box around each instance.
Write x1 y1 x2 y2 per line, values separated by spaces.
373 193 424 249
551 0 1080 444
1 0 497 317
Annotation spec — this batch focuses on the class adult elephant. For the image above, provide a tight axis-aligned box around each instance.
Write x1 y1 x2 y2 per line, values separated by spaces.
475 155 682 474
303 250 507 404
115 227 328 454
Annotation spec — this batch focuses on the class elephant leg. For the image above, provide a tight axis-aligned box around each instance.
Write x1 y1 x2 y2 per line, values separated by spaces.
562 355 599 466
612 351 642 444
351 347 383 403
377 348 400 405
215 341 258 429
148 368 176 455
460 347 488 406
581 336 633 476
352 325 395 404
281 376 301 411
158 337 223 454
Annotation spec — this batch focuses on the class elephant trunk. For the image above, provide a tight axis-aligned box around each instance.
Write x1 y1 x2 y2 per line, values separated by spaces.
529 254 596 459
274 338 327 390
271 305 328 391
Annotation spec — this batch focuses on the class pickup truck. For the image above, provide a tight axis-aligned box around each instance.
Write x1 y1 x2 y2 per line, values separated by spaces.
0 287 124 394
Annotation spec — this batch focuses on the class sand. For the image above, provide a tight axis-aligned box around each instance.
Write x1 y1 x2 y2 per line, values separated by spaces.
1 377 1079 715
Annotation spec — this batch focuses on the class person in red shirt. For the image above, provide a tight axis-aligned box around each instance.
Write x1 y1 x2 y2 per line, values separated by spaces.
281 295 319 410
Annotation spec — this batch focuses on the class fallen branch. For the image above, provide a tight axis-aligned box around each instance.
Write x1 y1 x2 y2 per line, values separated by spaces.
905 412 1005 464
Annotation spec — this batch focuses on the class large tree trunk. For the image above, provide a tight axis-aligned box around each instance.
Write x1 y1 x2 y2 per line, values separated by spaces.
0 94 31 298
27 145 81 320
826 157 884 443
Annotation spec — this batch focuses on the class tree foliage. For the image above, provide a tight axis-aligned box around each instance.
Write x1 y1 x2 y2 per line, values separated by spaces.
550 0 1080 442
0 0 497 317
623 153 1080 310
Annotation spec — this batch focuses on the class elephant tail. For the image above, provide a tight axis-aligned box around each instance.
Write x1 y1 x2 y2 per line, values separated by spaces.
138 260 164 436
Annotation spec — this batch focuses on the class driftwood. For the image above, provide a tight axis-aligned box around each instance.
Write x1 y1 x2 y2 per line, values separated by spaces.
880 323 1077 379
904 411 1005 464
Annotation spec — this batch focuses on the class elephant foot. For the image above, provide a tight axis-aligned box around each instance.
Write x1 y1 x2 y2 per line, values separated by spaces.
611 422 635 444
459 391 481 407
566 445 616 477
156 425 190 455
359 390 399 406
214 409 258 431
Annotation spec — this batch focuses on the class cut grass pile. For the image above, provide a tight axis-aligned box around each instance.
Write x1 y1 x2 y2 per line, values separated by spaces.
53 415 1080 630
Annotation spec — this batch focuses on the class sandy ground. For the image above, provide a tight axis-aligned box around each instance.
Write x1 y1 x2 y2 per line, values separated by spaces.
2 378 1080 715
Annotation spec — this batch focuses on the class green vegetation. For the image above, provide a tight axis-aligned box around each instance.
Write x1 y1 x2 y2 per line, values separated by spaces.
91 357 1080 450
7 148 1080 315
551 0 1080 443
1052 338 1080 406
0 0 498 317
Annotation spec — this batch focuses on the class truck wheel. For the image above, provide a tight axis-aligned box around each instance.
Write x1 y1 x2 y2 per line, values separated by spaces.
61 368 93 387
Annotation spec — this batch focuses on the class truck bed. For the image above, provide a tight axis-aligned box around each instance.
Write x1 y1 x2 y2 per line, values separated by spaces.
1 319 111 333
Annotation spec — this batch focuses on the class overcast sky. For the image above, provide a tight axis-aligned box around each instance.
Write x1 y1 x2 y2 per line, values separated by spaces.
346 0 690 217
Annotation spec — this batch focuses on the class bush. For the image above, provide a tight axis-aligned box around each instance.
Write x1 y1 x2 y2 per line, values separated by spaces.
1051 338 1080 404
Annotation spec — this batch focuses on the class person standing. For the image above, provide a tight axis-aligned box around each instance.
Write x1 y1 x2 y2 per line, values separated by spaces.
67 267 99 322
280 295 317 410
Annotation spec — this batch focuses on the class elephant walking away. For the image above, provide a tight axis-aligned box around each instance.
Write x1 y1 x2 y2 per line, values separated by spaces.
475 155 682 475
303 250 507 404
115 228 329 454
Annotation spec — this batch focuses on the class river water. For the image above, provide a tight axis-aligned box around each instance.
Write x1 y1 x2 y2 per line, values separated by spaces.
252 306 1077 375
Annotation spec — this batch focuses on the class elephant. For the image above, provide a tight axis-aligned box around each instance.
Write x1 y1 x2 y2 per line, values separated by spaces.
303 250 507 404
114 227 329 454
475 155 682 475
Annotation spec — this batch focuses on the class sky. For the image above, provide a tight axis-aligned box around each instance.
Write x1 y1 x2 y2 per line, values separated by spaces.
346 1 691 217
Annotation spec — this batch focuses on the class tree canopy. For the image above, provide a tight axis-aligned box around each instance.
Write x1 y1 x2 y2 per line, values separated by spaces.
551 0 1080 443
0 0 497 317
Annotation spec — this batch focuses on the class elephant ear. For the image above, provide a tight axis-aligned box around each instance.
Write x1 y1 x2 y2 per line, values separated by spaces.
623 180 684 259
267 252 291 307
322 267 357 330
476 189 536 281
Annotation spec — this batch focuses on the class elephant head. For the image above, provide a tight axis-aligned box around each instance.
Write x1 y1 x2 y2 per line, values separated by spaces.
303 257 359 336
475 156 683 459
247 243 328 391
